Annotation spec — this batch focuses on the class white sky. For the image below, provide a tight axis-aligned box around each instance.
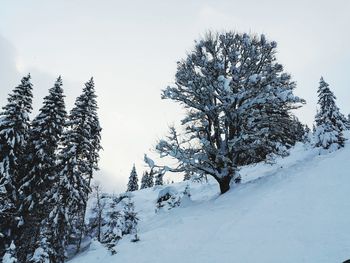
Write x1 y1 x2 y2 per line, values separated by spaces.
1 0 349 193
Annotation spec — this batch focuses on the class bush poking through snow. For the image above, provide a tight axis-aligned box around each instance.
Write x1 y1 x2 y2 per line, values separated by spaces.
156 186 192 212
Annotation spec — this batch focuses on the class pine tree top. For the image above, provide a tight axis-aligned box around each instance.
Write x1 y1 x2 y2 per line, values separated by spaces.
127 164 138 192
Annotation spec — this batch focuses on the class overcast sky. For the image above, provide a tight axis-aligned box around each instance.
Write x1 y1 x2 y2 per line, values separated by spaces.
1 0 349 192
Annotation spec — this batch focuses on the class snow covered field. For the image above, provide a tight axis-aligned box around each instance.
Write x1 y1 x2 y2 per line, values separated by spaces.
70 140 350 263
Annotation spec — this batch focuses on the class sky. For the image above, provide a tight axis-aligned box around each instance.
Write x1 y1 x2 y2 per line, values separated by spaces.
1 0 349 193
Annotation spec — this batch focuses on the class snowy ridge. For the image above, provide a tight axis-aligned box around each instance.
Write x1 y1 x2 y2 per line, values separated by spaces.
71 137 350 263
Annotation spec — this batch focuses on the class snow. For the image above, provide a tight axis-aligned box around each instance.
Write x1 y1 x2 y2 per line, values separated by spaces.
70 136 350 263
157 186 178 200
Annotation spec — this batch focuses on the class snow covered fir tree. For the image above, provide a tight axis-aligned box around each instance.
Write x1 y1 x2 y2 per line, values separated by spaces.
102 198 123 255
313 77 346 150
18 76 67 261
127 165 138 192
0 74 33 258
0 75 102 262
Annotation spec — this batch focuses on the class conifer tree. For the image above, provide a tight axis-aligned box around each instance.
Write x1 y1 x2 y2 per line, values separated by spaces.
102 199 123 255
343 113 350 130
18 76 66 260
29 227 52 263
127 165 138 192
123 197 139 242
67 78 102 252
140 172 149 189
71 78 102 252
44 77 102 260
70 77 102 187
302 125 311 143
143 155 155 188
147 169 154 188
314 77 345 150
46 125 90 263
183 171 192 181
0 74 33 256
154 172 163 186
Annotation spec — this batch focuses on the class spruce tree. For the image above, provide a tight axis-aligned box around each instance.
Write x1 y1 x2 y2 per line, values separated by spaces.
46 123 90 263
0 74 33 256
147 169 154 188
71 78 102 252
314 77 345 150
70 77 102 187
127 165 138 192
18 76 66 261
29 226 52 263
67 78 102 252
140 172 149 189
344 114 350 130
123 197 139 242
154 172 163 186
183 171 192 181
102 199 123 255
302 125 311 143
143 155 155 188
44 77 102 261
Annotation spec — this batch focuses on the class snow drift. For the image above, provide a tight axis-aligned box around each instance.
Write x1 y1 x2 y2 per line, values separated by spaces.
70 140 350 263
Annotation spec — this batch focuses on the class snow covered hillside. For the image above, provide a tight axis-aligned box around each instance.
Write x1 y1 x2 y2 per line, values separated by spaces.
71 140 350 263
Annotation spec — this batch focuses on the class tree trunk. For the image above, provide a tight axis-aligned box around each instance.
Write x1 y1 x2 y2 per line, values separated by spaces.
218 175 231 194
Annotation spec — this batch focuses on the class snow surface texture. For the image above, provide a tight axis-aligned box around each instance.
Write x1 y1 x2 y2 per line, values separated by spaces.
70 137 350 263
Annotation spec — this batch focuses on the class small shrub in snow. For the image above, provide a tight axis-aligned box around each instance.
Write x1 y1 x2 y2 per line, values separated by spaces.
156 186 192 212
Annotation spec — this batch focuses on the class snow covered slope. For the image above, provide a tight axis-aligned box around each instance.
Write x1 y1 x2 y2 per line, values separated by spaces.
70 141 350 263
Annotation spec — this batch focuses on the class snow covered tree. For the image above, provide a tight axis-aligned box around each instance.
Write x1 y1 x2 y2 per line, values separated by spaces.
2 241 17 263
18 76 66 261
154 171 163 186
29 226 52 263
183 170 193 181
0 74 33 256
44 77 102 260
147 169 154 188
70 77 102 188
123 197 139 242
140 172 149 189
127 165 138 192
62 77 102 252
89 183 104 242
143 154 155 188
289 116 305 143
46 135 89 263
157 32 304 194
102 199 123 254
345 114 350 130
302 125 311 143
314 77 345 150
